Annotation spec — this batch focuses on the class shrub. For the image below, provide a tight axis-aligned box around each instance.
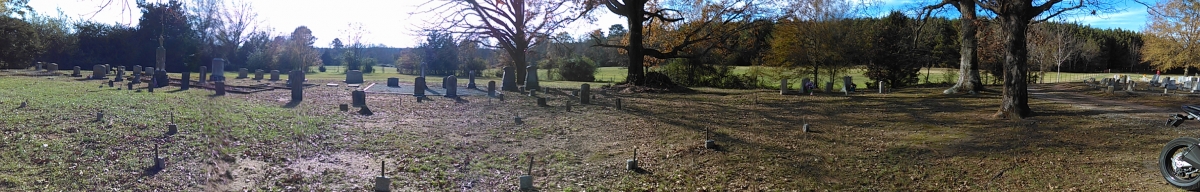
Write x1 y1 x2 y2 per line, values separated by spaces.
318 65 326 72
661 59 755 89
557 57 597 82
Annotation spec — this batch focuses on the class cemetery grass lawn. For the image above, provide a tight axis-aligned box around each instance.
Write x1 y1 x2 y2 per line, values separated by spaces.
0 71 1185 191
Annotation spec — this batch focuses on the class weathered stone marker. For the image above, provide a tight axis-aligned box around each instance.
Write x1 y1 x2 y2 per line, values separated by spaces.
467 70 477 89
779 79 788 95
153 144 165 169
92 65 106 79
615 98 622 110
375 160 391 192
704 127 716 149
352 90 366 107
72 66 82 77
290 70 304 101
525 65 540 91
414 77 426 97
180 72 190 90
269 70 280 81
47 63 58 73
824 81 834 93
339 104 349 111
214 81 226 96
237 68 248 79
501 66 517 91
254 69 264 80
167 115 178 136
580 84 591 104
445 75 458 98
199 66 207 84
210 58 226 82
387 77 399 87
627 148 638 170
346 70 364 84
487 81 497 97
841 76 854 94
519 156 534 191
134 65 142 75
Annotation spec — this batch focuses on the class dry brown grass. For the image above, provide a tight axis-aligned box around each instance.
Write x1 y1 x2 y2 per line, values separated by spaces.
1 72 1191 191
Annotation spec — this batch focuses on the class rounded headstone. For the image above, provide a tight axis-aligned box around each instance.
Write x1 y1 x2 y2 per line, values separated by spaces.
445 75 458 97
580 84 591 104
780 79 788 95
487 81 497 97
269 70 281 81
238 68 249 79
254 69 264 80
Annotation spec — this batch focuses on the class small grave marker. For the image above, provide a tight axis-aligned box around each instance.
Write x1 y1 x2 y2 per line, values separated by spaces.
339 104 349 111
519 156 534 191
375 160 391 192
387 77 399 87
269 70 280 81
704 127 716 149
537 98 547 107
352 90 367 107
215 81 226 96
626 148 638 170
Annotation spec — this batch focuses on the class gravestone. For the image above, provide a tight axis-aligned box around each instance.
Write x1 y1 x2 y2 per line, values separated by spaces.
155 70 169 88
145 67 154 76
501 66 517 91
879 81 885 94
352 90 366 107
269 70 281 81
1168 79 1178 90
1164 77 1173 88
537 98 547 107
290 70 304 101
581 84 591 104
210 58 226 82
199 66 207 85
215 81 226 95
237 68 248 79
339 104 349 111
133 65 142 75
445 75 458 97
148 80 156 92
132 73 142 84
180 72 190 90
34 62 41 70
487 81 497 97
72 66 82 77
442 76 449 89
525 65 540 91
841 76 854 93
615 98 622 110
387 77 399 87
1128 81 1136 92
47 63 58 73
114 70 125 82
254 69 264 80
414 77 426 97
801 78 811 93
1152 74 1162 85
467 71 477 89
92 65 106 79
824 82 834 93
1192 81 1200 93
346 70 364 84
779 79 788 95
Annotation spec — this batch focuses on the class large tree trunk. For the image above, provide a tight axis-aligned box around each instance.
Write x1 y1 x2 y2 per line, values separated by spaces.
626 2 646 85
944 0 984 94
995 15 1032 119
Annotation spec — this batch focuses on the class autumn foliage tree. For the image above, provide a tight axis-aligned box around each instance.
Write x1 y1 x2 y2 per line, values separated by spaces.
1142 0 1200 74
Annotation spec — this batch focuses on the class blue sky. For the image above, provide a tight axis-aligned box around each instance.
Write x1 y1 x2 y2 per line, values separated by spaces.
29 0 1154 48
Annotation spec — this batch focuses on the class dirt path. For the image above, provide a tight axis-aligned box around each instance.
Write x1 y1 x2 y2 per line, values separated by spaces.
1029 84 1174 118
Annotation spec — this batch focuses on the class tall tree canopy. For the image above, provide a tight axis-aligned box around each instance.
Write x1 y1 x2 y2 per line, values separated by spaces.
1142 0 1200 74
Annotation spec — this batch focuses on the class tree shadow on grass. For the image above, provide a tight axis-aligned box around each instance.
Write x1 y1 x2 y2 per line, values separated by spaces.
141 164 163 177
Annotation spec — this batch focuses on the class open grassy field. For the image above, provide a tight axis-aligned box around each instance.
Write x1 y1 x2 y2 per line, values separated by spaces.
1 68 1191 191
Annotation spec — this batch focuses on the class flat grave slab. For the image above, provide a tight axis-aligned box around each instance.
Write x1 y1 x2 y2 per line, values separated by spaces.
366 82 487 96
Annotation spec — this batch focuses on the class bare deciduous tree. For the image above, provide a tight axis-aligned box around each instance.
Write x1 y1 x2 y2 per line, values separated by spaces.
417 0 599 86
